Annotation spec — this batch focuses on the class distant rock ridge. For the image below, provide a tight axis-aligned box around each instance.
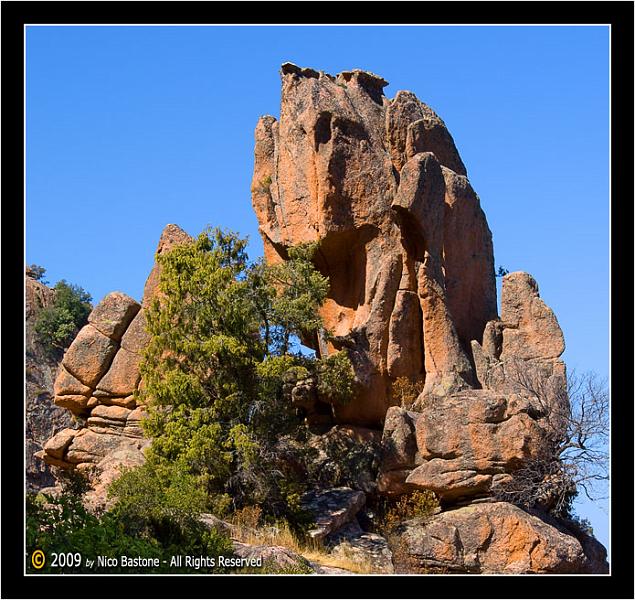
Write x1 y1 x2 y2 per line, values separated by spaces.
26 271 75 491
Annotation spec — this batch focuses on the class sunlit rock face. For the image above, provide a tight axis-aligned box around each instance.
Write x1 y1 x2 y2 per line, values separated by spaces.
252 63 496 426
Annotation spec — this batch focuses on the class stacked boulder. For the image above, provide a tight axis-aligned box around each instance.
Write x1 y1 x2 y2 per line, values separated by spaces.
38 224 191 507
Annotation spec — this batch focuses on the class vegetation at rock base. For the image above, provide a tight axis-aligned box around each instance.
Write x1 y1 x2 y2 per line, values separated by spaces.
26 471 233 574
376 490 440 534
227 509 375 574
114 227 356 530
372 490 441 574
34 279 92 357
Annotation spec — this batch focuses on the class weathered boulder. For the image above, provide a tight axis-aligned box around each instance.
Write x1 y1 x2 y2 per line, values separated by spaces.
54 394 90 415
407 390 547 501
326 519 394 573
61 324 118 388
40 224 192 506
471 271 566 395
120 309 150 354
86 404 133 433
301 487 366 540
252 63 496 425
42 428 76 460
379 406 419 473
88 292 140 341
94 347 141 397
53 365 92 397
64 428 130 464
393 502 608 574
500 272 565 361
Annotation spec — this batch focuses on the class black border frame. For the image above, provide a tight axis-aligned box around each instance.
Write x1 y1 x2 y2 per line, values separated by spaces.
3 2 633 599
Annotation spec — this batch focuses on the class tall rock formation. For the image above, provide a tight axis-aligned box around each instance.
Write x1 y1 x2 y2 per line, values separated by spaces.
251 65 607 573
26 269 76 491
252 63 497 425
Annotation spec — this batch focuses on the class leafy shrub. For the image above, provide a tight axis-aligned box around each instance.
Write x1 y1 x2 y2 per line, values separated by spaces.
316 350 356 405
26 466 233 574
28 264 48 283
26 491 164 574
136 228 338 524
107 461 212 547
496 266 510 277
34 280 92 356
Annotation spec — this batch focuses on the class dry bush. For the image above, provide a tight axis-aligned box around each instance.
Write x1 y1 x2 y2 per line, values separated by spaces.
376 490 440 535
495 365 609 517
230 505 262 531
229 517 375 574
391 377 424 410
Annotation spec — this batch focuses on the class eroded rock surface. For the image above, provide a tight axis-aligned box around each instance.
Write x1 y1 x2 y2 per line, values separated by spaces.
394 502 608 574
252 63 496 425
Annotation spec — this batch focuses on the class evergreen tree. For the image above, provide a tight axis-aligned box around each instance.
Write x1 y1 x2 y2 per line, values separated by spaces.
135 227 355 519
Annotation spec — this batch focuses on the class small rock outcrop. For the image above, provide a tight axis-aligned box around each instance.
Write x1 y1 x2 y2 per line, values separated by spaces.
326 520 394 573
301 487 366 541
26 269 76 491
38 224 192 508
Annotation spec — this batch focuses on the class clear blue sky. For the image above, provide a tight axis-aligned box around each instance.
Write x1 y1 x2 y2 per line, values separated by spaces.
26 25 610 549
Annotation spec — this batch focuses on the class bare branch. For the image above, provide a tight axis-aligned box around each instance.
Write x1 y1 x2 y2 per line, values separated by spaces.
494 364 609 518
